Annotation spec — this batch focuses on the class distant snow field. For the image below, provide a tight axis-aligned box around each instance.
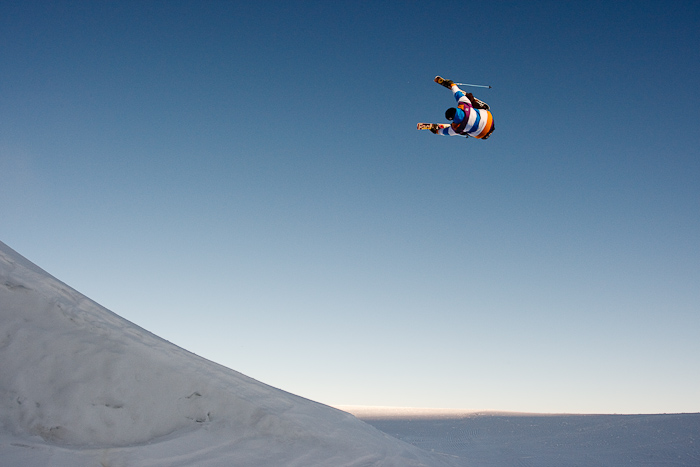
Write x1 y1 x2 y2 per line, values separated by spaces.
339 406 700 466
1 240 698 466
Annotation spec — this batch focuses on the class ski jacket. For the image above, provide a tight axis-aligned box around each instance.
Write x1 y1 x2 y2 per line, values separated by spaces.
438 85 494 139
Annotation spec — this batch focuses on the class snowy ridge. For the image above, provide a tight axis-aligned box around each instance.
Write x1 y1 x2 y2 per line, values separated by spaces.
0 240 453 466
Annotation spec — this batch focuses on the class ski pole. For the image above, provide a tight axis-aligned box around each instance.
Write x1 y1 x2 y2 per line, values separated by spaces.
454 82 492 89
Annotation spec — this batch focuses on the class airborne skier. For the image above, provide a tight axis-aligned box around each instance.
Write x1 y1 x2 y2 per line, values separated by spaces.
418 76 495 139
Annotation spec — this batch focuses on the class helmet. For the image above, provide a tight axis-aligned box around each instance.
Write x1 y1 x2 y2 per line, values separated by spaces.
445 107 457 121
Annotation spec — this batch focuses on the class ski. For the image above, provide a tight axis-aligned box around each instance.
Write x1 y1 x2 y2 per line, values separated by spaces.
434 76 453 89
470 96 490 110
417 123 450 131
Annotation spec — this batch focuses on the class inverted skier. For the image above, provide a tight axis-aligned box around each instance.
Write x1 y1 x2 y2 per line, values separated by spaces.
418 76 495 139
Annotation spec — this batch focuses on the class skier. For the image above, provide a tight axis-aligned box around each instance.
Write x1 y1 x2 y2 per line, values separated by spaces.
418 76 495 139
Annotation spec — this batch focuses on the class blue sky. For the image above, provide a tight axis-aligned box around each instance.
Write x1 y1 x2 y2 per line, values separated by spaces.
2 0 699 414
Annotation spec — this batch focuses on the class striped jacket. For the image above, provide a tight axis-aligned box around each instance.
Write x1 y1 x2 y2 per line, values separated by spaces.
438 85 494 139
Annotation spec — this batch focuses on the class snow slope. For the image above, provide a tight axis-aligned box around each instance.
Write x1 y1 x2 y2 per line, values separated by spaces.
0 240 454 466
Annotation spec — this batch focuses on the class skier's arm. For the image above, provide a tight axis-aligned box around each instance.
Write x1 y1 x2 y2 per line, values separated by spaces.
451 85 471 105
437 125 462 136
428 123 460 136
418 123 465 137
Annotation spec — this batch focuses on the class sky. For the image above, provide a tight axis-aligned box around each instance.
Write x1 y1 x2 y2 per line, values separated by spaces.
1 0 698 415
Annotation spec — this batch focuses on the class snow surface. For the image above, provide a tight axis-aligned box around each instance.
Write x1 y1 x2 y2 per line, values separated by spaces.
0 240 453 466
2 239 699 467
340 407 700 466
